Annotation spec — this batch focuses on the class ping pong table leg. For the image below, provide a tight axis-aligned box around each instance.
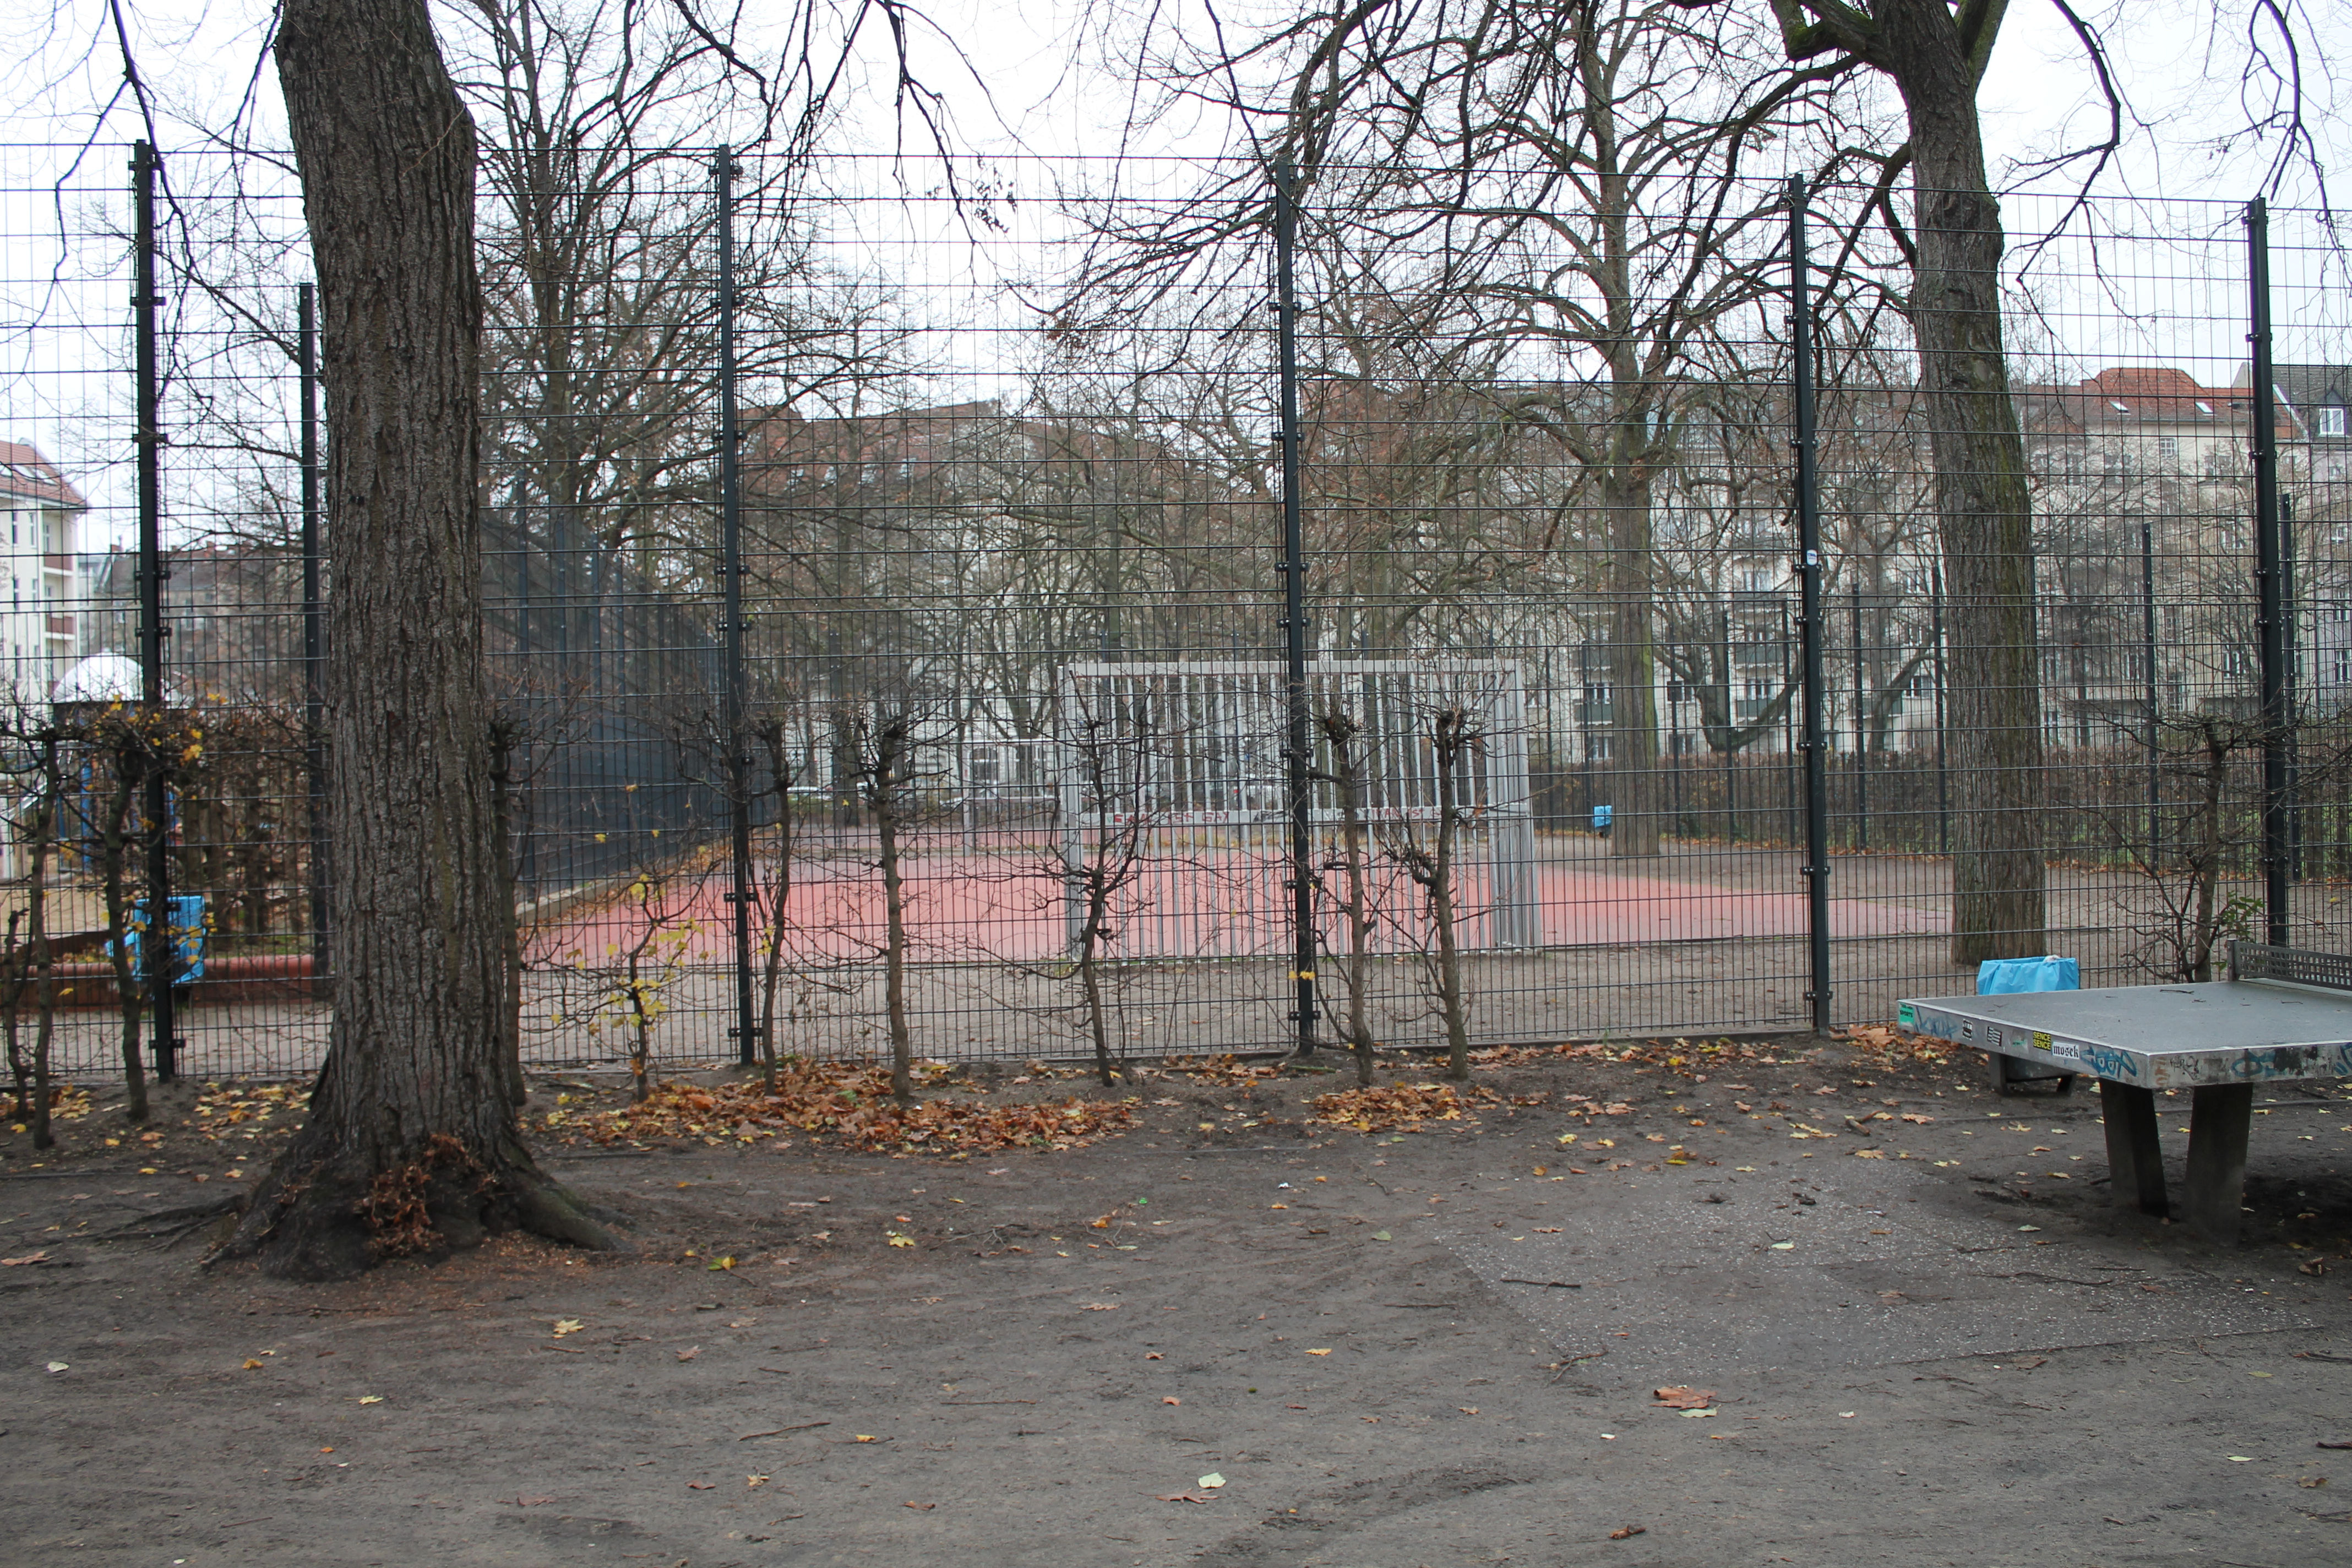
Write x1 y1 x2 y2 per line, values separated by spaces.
2098 1081 2167 1218
2180 1083 2256 1245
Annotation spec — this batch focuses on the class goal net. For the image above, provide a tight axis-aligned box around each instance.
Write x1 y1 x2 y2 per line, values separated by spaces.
1052 659 1539 958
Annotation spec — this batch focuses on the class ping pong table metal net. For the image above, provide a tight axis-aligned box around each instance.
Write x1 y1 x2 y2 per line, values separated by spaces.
2227 941 2352 993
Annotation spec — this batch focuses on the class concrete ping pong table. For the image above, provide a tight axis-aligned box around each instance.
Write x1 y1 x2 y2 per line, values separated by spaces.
1897 941 2352 1244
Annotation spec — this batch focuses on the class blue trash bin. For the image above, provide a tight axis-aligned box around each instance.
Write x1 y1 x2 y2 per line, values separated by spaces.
119 895 208 987
1591 804 1613 838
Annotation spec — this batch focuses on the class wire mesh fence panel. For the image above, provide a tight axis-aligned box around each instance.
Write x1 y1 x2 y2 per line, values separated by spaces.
1824 193 2352 1025
3 137 2345 1084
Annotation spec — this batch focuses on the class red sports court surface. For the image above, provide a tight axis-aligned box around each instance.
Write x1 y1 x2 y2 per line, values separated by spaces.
531 850 1943 965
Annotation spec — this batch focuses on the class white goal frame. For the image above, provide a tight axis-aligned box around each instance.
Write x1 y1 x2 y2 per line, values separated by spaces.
1052 659 1539 955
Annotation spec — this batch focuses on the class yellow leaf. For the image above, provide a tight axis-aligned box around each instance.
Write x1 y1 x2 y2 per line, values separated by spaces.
242 1358 263 1370
1305 1348 1332 1356
356 1395 384 1405
887 1233 915 1248
552 1319 584 1337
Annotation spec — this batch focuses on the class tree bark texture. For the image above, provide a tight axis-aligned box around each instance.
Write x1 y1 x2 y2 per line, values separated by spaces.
222 0 612 1277
1875 0 2048 962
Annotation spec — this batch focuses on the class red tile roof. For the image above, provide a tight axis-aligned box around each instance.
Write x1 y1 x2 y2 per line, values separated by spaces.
0 441 86 510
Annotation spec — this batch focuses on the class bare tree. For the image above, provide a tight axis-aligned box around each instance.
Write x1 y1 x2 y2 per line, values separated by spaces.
1315 703 1383 1086
1054 687 1169 1088
835 694 935 1103
0 717 66 1148
1385 703 1482 1082
86 707 190 1129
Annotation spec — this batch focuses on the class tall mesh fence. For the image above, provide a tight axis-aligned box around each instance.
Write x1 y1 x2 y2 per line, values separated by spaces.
2 141 2346 1081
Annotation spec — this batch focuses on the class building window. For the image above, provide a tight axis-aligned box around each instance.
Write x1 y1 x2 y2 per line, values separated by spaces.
2323 406 2349 439
2156 435 2179 461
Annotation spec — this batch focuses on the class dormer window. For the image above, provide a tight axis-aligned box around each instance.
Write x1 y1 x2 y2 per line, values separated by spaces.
2322 406 2348 439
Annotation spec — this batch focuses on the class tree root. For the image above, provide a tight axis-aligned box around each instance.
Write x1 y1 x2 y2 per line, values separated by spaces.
94 1195 242 1249
209 1130 628 1281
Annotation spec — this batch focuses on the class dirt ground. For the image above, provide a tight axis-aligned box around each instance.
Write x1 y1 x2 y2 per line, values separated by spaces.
4 1035 2351 1567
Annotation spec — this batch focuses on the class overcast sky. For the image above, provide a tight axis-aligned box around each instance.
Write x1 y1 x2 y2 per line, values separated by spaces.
2 2 2344 546
7 1 2344 199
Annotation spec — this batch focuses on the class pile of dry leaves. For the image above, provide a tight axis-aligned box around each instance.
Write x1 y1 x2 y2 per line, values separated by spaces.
6 1084 94 1129
554 1064 1139 1156
1158 1055 1285 1086
1832 1021 1960 1070
1469 1036 1791 1080
190 1082 306 1140
1309 1081 1498 1133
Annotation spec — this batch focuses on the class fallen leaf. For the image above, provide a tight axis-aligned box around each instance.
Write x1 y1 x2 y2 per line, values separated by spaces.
1306 1348 1332 1355
1197 1472 1225 1489
1768 1242 1794 1251
1 1251 48 1266
903 1501 936 1510
1082 1302 1119 1311
747 1475 769 1488
688 1480 715 1489
552 1319 584 1338
1609 1526 1646 1540
511 1495 555 1507
242 1359 264 1371
1369 1231 1391 1242
886 1233 916 1248
677 1346 701 1362
2229 1456 2255 1462
855 1435 877 1443
1459 1406 1480 1415
1162 1397 1181 1406
1680 1408 1718 1419
1653 1386 1717 1409
356 1395 384 1405
707 1256 736 1271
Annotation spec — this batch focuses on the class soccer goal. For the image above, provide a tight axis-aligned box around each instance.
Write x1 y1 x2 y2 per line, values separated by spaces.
1052 659 1539 957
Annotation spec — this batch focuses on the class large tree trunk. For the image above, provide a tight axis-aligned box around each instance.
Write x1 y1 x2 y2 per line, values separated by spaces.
1877 1 2047 963
1604 436 1663 858
220 0 613 1278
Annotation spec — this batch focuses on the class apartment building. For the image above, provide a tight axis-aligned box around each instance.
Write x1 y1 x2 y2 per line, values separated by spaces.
0 441 84 707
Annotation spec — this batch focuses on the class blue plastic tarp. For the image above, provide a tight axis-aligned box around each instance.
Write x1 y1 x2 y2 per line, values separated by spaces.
1975 955 2078 995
